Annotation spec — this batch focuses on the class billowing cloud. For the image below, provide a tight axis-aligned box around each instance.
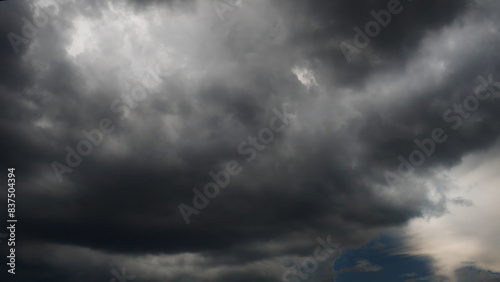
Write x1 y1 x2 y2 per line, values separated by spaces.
0 0 499 281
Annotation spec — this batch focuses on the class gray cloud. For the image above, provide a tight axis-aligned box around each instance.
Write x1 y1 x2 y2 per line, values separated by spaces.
338 259 383 273
1 0 500 281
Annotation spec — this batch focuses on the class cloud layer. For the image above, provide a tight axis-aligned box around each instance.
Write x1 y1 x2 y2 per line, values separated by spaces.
1 0 500 281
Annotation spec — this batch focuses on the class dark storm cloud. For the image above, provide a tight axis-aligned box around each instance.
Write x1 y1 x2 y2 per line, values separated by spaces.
269 0 470 86
1 0 500 281
0 2 33 85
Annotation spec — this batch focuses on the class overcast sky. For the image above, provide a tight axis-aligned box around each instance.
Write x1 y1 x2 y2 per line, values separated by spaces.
1 0 500 281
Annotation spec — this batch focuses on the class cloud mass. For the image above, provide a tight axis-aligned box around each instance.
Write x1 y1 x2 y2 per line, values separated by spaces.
0 0 500 281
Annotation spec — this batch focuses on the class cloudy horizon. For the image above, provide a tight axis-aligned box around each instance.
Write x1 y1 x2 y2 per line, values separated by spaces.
1 0 500 281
